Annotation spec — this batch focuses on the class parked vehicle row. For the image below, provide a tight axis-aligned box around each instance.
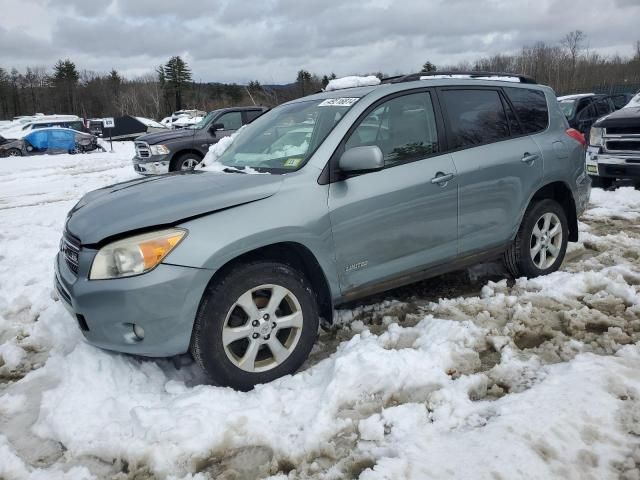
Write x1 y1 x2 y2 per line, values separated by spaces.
0 114 85 139
55 72 590 390
0 128 105 157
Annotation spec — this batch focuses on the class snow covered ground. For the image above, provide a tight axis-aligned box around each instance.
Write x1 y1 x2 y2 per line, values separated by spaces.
1 147 640 479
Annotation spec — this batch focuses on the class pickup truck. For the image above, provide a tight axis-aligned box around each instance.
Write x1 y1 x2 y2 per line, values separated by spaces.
586 93 640 188
132 106 267 174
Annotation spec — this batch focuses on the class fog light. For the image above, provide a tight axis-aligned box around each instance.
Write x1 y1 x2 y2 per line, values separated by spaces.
587 165 598 174
132 324 145 340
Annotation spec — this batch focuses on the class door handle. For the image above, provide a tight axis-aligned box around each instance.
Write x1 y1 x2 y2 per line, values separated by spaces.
431 172 456 185
521 153 539 165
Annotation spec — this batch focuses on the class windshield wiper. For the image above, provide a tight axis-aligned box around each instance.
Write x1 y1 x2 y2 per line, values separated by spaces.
223 167 247 174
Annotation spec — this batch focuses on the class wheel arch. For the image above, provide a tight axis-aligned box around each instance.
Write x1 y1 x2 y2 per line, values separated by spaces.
528 181 578 241
199 241 334 326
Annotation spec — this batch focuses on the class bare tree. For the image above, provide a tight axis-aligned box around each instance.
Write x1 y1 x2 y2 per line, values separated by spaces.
562 30 586 89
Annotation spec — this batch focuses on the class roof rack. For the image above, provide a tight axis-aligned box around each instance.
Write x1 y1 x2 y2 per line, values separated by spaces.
385 71 537 85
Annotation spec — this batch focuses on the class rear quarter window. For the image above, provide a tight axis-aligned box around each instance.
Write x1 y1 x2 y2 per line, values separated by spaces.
440 89 510 149
504 87 549 134
245 110 264 123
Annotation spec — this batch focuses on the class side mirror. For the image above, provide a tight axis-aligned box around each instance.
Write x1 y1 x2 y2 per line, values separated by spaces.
339 145 384 173
210 123 225 132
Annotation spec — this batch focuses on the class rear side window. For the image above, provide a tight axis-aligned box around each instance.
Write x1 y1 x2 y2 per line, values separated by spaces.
440 89 509 149
594 99 612 116
216 111 243 130
245 110 264 123
505 87 549 134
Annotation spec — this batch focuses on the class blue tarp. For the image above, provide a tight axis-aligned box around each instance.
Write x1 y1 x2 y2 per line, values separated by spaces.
25 129 76 152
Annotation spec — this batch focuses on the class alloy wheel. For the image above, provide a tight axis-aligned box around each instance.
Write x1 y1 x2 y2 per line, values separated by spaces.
181 158 199 170
222 284 304 372
530 212 562 270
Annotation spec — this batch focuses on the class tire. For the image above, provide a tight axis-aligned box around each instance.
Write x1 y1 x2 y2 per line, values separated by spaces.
171 153 201 172
589 175 614 189
190 261 319 391
504 199 569 279
2 148 22 158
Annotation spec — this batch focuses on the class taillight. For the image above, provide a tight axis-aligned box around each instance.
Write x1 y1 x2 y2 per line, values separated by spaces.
566 128 586 147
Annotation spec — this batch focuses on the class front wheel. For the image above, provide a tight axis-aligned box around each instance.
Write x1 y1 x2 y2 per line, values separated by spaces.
2 148 22 157
171 153 201 172
504 199 569 279
190 261 319 390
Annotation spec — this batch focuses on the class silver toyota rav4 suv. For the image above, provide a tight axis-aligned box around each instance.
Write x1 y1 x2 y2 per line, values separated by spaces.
55 72 591 390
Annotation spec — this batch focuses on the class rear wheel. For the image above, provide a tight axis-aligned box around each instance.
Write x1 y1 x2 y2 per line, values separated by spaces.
190 261 319 391
589 175 614 189
171 153 201 172
504 199 568 279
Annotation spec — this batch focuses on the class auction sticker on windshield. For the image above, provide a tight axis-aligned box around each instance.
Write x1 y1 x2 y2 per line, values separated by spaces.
318 98 360 107
283 157 303 167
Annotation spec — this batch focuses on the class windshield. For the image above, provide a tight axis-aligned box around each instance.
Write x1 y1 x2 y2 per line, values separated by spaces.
189 111 216 129
558 100 576 118
216 98 359 173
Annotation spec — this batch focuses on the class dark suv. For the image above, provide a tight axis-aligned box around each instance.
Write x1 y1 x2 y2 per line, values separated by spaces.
557 93 616 140
132 106 267 174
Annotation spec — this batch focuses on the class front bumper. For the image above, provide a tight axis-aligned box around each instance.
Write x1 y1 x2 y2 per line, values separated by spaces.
586 148 640 179
132 155 170 175
54 251 211 357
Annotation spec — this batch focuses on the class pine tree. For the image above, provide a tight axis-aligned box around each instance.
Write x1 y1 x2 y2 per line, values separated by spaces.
421 61 437 72
52 59 79 113
10 68 22 116
296 69 312 96
108 69 121 96
0 68 9 117
163 56 192 111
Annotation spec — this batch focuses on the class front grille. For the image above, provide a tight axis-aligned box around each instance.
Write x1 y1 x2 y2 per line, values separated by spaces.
60 233 80 275
606 126 640 136
135 141 151 158
605 140 640 153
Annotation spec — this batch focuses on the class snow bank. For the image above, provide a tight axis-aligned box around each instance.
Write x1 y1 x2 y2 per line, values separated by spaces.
325 75 381 91
1 151 640 478
586 186 640 221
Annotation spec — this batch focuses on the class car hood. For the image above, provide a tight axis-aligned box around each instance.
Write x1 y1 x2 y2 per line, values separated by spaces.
136 128 196 145
66 171 284 245
594 106 640 128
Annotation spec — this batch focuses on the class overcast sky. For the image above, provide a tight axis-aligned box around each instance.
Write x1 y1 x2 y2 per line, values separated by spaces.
2 0 639 84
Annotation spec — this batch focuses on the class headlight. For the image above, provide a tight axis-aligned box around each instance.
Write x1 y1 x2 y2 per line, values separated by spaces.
150 144 170 155
89 228 186 280
589 127 603 146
